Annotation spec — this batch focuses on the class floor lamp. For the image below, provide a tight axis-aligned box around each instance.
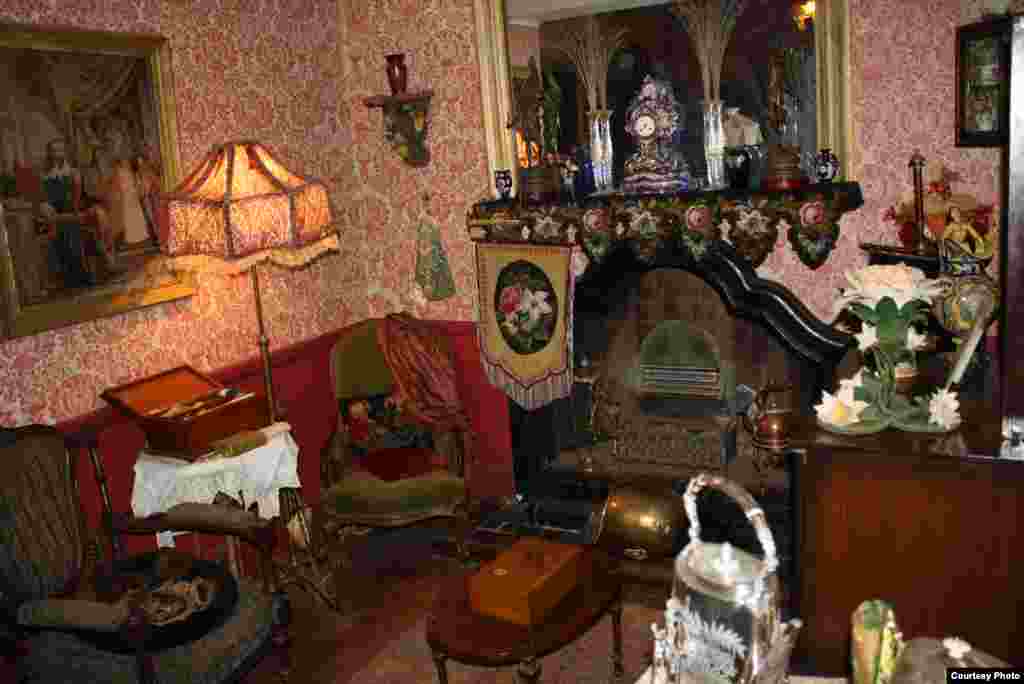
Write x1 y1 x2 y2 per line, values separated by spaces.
162 141 338 605
161 140 338 422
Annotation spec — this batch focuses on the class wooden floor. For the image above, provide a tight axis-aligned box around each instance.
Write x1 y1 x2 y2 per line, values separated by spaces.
243 547 671 684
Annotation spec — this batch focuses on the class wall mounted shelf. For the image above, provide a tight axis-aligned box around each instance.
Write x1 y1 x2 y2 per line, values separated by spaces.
363 90 433 167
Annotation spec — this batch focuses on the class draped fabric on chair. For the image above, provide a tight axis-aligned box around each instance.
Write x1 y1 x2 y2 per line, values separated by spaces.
378 313 474 479
378 313 471 430
315 315 475 613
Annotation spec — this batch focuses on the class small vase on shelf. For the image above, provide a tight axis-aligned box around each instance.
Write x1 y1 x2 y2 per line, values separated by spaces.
385 53 408 95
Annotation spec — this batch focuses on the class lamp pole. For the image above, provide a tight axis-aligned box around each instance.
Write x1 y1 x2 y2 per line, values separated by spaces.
250 265 277 423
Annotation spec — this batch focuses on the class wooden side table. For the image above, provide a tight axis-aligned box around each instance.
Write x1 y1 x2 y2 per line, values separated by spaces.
425 547 623 683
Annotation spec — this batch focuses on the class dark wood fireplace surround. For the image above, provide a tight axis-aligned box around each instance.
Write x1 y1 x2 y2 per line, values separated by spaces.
468 184 862 500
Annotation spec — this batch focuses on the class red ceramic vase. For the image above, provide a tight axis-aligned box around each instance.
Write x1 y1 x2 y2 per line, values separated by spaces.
385 54 408 95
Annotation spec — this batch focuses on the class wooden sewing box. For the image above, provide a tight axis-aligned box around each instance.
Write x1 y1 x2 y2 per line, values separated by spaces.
101 365 270 458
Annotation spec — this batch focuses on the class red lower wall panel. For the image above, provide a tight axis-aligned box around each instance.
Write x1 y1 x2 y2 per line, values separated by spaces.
58 321 513 559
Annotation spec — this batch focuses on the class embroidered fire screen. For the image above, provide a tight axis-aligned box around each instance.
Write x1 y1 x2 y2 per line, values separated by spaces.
475 243 574 410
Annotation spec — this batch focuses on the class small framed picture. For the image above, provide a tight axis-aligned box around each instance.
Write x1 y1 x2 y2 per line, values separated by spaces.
956 16 1012 147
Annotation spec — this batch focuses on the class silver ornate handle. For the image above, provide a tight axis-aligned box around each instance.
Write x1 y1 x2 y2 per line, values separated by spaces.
683 472 779 575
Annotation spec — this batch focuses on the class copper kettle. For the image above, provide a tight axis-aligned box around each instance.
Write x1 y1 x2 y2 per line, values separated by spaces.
742 381 795 449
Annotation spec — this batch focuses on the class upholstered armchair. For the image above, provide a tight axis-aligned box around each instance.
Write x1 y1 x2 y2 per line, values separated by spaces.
314 314 475 608
0 425 289 683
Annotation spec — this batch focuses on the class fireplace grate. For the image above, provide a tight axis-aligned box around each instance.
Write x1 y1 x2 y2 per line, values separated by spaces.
639 364 720 397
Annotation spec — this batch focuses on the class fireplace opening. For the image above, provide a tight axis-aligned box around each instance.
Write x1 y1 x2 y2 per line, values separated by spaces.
487 242 851 590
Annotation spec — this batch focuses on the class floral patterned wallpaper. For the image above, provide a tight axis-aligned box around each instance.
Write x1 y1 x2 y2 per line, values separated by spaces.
0 0 1009 425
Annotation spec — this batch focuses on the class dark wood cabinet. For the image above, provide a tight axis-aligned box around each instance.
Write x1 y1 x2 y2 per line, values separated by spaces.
790 409 1023 674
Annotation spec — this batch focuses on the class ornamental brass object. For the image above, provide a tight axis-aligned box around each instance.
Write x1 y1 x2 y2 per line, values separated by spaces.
742 381 795 450
592 486 686 561
660 473 801 684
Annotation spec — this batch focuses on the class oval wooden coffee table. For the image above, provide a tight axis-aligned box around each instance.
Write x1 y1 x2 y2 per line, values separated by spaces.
425 547 623 683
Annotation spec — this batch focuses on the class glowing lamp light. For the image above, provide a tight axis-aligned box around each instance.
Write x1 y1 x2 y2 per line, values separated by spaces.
794 1 816 31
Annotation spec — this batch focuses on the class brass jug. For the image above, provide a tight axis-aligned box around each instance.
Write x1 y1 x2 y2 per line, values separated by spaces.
742 381 795 449
652 473 801 684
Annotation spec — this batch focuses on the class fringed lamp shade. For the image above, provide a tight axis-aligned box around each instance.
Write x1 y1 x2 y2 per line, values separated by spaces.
161 141 334 265
159 140 337 425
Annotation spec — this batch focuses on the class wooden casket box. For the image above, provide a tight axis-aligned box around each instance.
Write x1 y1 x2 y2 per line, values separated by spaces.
101 366 270 458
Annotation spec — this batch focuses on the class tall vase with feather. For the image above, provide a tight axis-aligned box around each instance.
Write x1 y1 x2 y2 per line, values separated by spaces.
672 0 748 189
551 16 628 194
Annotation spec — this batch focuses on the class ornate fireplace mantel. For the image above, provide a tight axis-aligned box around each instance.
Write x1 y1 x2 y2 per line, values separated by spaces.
467 182 863 270
467 183 862 370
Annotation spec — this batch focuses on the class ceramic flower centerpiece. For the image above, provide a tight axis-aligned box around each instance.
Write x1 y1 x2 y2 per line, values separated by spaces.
817 265 961 434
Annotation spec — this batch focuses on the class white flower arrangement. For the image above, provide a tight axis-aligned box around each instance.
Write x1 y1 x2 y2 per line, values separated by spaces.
818 265 961 432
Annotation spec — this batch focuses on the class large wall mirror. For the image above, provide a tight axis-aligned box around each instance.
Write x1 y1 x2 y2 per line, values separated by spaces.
474 0 849 198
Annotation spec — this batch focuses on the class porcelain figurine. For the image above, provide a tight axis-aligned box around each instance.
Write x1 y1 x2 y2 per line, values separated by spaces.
815 148 840 183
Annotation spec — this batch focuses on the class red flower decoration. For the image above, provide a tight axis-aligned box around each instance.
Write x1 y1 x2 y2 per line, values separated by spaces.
685 205 713 233
499 286 522 315
799 200 827 227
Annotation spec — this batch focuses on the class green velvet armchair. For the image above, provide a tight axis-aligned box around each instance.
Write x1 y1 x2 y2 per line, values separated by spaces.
314 315 475 610
0 425 290 683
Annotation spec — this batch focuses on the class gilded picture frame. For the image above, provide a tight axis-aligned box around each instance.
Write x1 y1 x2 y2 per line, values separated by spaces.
0 23 193 340
956 16 1012 148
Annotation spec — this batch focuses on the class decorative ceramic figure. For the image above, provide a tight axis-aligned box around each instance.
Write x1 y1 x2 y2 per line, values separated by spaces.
815 148 840 183
851 600 904 684
494 169 512 200
385 53 408 95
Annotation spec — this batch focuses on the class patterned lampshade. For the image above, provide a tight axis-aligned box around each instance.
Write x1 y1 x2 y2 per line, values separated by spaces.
159 141 336 426
161 141 334 262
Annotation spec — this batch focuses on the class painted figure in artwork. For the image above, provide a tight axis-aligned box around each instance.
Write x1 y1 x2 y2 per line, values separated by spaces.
107 157 151 247
944 206 989 257
39 138 93 289
133 152 162 242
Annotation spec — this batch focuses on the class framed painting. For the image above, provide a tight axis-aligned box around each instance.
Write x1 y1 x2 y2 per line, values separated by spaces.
0 23 193 339
956 16 1012 147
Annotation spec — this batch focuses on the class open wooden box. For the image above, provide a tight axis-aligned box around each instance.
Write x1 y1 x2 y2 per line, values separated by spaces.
101 366 271 458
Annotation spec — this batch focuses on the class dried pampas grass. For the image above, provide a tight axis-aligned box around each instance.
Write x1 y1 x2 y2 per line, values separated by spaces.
671 0 748 102
549 16 629 112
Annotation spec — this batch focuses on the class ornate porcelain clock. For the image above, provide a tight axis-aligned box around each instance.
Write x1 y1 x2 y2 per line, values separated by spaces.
623 75 690 194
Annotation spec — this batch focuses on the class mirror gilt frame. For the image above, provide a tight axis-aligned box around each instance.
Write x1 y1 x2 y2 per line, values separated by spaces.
473 0 851 194
0 23 192 340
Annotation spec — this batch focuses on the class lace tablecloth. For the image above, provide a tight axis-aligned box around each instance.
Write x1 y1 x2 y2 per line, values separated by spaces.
132 422 301 544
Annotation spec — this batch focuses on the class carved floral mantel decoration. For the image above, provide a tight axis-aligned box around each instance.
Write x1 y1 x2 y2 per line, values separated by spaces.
466 182 863 270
